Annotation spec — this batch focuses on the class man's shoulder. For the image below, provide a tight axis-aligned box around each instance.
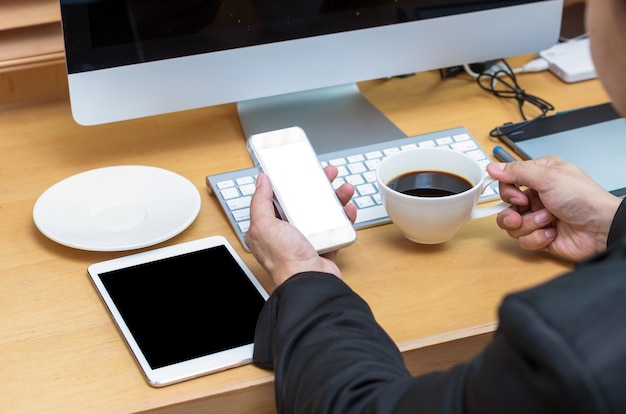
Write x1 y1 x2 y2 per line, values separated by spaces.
497 239 626 411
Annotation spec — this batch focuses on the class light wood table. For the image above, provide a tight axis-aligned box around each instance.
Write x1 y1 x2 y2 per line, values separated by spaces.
0 57 610 413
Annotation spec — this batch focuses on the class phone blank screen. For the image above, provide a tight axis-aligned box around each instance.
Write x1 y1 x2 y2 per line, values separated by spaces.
259 141 348 236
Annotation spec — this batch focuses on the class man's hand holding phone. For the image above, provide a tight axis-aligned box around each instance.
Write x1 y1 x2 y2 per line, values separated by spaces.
247 126 357 254
245 165 356 287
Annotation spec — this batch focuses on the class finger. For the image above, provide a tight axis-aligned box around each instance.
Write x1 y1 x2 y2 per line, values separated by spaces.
344 202 357 224
335 182 355 206
504 208 555 239
498 182 529 208
496 208 522 231
527 189 546 212
249 173 276 221
324 165 339 183
517 227 557 251
333 181 356 223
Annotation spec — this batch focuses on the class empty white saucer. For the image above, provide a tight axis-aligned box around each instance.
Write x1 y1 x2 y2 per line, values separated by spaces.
33 165 201 251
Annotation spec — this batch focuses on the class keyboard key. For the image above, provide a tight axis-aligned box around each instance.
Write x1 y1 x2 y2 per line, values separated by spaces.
365 159 381 171
239 183 256 196
347 154 365 163
216 179 235 189
365 150 383 159
336 165 349 177
237 220 250 233
363 171 377 182
356 183 377 196
232 208 250 222
451 141 478 152
383 147 400 156
354 196 375 209
466 149 486 160
329 157 347 166
347 162 367 174
346 174 365 186
436 136 454 145
372 193 382 205
220 187 240 200
355 204 388 224
236 176 255 185
332 177 346 189
226 196 251 211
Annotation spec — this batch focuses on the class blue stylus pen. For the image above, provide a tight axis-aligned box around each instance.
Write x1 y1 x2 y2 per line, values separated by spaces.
493 145 516 163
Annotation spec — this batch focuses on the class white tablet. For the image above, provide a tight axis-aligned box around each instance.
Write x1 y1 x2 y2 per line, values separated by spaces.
88 236 269 387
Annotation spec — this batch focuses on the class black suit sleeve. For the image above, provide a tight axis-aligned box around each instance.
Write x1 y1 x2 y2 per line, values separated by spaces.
608 198 626 246
253 272 474 413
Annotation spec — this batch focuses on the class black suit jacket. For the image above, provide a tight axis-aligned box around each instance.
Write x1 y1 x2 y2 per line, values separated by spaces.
253 200 626 413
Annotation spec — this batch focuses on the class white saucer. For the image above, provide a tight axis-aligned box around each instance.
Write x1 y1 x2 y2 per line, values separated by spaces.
33 166 201 251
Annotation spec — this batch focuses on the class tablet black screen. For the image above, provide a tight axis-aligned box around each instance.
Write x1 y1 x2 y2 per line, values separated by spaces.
99 245 266 369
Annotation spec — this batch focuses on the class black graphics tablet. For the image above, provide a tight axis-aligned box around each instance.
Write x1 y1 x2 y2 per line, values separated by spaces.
497 103 626 198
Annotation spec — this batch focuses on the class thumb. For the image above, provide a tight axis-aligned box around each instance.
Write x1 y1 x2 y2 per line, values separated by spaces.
486 158 553 191
249 173 276 220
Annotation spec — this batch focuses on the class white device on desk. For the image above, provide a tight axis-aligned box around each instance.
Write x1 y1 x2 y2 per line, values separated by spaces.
247 126 357 253
539 37 597 83
88 236 269 387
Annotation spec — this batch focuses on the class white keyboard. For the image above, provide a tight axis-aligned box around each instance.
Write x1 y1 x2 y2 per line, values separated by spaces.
206 126 499 251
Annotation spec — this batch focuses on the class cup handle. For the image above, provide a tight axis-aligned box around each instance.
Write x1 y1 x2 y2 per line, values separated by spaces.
470 175 511 220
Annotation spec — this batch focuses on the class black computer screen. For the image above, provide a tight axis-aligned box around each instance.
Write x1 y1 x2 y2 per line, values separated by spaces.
61 0 540 72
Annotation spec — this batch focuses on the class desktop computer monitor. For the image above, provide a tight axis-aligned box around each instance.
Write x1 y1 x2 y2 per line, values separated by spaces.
60 0 563 153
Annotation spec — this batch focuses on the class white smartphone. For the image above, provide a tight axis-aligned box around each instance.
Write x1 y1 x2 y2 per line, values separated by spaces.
247 126 357 253
87 236 269 387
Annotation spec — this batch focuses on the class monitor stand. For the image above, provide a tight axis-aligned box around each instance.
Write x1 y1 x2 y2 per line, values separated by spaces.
236 83 407 154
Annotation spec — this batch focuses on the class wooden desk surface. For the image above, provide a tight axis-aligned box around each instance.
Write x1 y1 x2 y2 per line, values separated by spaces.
0 58 609 413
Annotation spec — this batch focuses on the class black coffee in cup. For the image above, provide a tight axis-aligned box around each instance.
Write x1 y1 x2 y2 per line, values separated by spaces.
387 171 473 197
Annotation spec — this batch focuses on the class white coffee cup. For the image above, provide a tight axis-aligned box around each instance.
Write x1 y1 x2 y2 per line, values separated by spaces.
376 148 509 244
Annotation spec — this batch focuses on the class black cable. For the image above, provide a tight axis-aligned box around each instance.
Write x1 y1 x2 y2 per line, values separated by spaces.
476 59 555 137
